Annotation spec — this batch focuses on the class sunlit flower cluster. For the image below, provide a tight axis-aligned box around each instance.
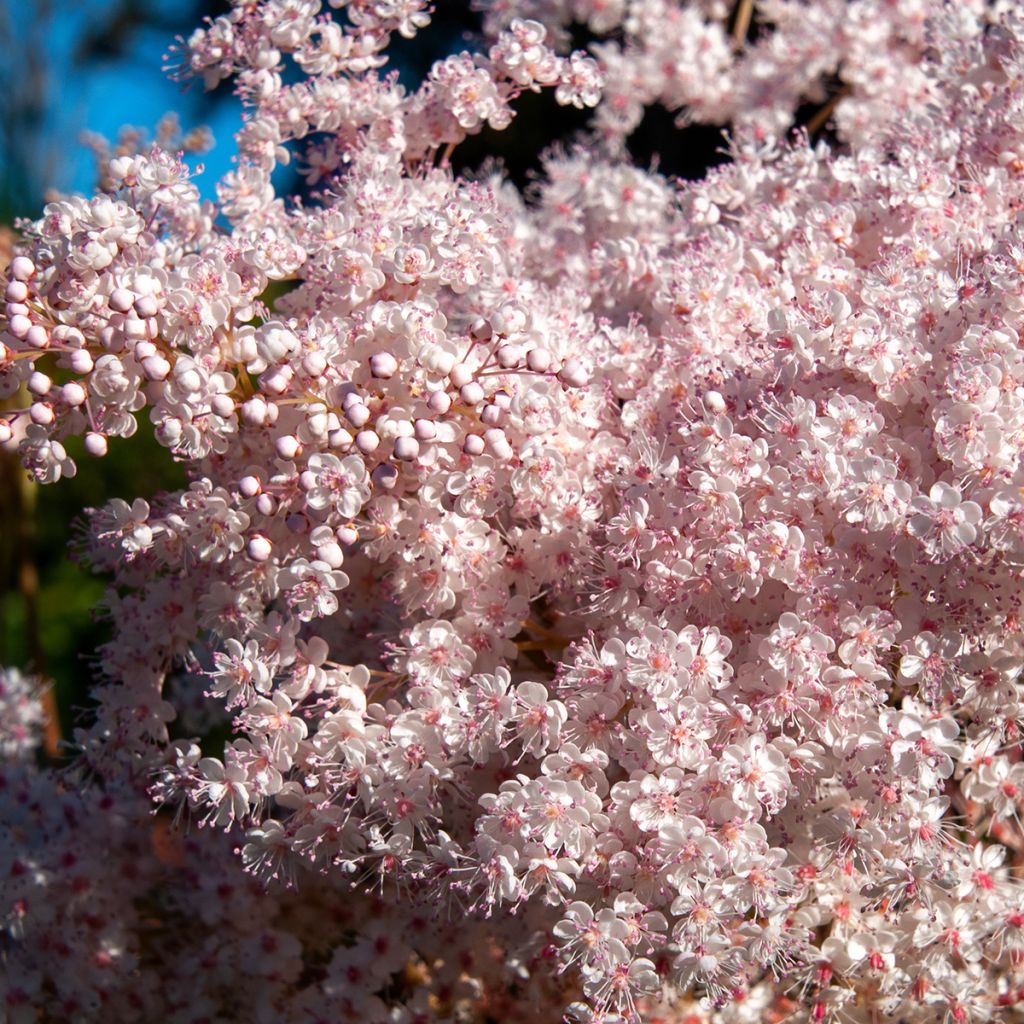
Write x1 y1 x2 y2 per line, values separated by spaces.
6 1 1024 1021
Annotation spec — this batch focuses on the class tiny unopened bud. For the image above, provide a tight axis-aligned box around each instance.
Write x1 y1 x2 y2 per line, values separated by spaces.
704 389 726 414
316 542 344 568
355 429 380 454
134 341 157 360
371 463 399 489
69 349 94 374
470 317 493 341
302 351 327 376
5 281 28 303
109 288 135 313
255 493 277 516
298 470 317 491
247 535 273 561
450 363 474 388
337 525 359 546
460 381 485 406
427 391 451 415
241 397 269 426
497 344 522 368
7 315 31 339
10 256 34 282
370 352 398 379
413 418 435 441
210 394 235 417
484 427 513 459
492 389 512 410
328 427 353 450
481 403 503 427
275 434 301 460
142 355 171 381
393 436 420 461
527 347 552 373
346 402 370 428
133 294 159 318
30 402 54 426
61 381 87 406
25 325 50 350
84 432 108 457
28 371 52 396
463 433 485 456
557 358 589 387
239 475 262 498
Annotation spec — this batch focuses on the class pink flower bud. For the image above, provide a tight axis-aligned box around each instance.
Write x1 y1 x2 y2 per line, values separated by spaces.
328 427 353 449
371 463 399 489
84 432 108 457
492 389 512 410
337 525 359 546
470 317 493 341
557 358 589 387
30 402 54 426
393 436 420 461
133 295 159 318
275 434 301 459
497 344 522 368
255 493 277 516
302 351 327 376
342 390 363 410
704 390 726 413
484 427 513 459
463 433 485 455
460 381 485 406
370 352 398 378
135 342 157 361
427 391 451 415
61 382 87 406
28 371 51 396
346 403 370 428
414 418 436 441
450 363 474 388
241 397 269 426
5 281 28 303
299 470 317 490
109 288 135 313
10 256 34 281
316 542 344 568
123 317 148 341
239 475 262 498
69 349 93 374
481 403 503 426
210 394 235 417
25 325 49 350
142 355 171 381
8 315 31 339
247 535 273 561
355 429 380 453
6 302 28 317
527 347 552 372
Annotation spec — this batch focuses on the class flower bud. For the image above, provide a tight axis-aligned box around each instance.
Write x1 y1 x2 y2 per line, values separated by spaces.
84 432 108 457
463 433 485 455
345 403 370 428
355 429 380 453
460 381 485 406
337 525 359 546
370 351 398 379
25 325 50 350
414 418 435 441
557 358 589 387
371 463 399 489
255 493 277 516
109 288 135 313
470 317 493 341
427 391 451 415
393 436 420 461
497 344 522 368
484 427 513 459
133 294 159 319
302 351 327 376
316 542 344 568
247 535 273 561
142 355 171 381
275 434 301 460
210 394 235 417
28 371 52 396
10 256 34 281
450 363 474 388
69 349 94 374
241 397 269 426
61 381 87 406
5 281 28 303
30 402 54 425
239 475 262 498
7 315 31 339
481 403 503 426
527 347 552 372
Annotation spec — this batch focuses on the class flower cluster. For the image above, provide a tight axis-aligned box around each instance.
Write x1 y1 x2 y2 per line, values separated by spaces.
8 1 1024 1022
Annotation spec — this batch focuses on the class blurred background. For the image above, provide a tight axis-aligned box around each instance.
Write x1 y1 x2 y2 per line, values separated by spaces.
0 0 744 754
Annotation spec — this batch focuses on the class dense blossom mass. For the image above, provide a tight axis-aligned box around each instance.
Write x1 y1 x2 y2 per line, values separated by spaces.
7 0 1024 1020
